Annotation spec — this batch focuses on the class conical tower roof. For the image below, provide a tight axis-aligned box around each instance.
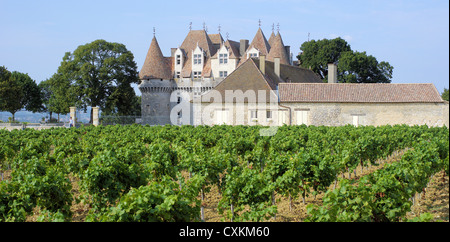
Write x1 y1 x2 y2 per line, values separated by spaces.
249 28 271 56
139 36 172 80
268 31 276 48
267 32 290 65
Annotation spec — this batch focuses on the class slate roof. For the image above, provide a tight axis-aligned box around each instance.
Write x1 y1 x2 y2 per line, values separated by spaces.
278 83 444 103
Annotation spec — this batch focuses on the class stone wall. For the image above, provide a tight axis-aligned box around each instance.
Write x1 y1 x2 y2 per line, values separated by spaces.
194 101 449 127
0 123 68 131
283 102 449 127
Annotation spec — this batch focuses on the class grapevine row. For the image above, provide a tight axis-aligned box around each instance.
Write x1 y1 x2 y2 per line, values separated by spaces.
0 124 448 221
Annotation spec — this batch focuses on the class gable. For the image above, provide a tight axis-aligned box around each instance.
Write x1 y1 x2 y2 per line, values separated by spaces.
201 58 278 103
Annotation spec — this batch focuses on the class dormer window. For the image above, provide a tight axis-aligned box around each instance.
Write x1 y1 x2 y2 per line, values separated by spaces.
219 53 228 64
176 55 181 65
193 71 202 79
193 54 202 65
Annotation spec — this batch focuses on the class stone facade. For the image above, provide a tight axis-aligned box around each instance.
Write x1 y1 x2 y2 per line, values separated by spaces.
194 101 449 128
283 102 449 127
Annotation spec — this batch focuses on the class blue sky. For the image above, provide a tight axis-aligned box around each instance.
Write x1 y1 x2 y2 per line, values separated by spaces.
0 0 448 94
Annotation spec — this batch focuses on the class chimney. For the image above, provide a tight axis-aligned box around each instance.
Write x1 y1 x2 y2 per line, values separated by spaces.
260 55 265 75
285 46 291 64
328 63 337 83
240 39 249 57
274 57 280 78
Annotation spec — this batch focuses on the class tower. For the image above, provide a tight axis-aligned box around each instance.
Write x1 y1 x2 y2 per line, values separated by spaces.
138 35 174 125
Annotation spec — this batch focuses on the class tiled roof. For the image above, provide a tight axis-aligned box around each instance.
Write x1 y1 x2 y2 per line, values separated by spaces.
249 28 271 56
267 32 290 65
255 60 323 85
179 30 217 78
139 37 172 80
201 58 277 103
208 33 224 46
201 58 323 103
268 31 276 47
278 83 444 103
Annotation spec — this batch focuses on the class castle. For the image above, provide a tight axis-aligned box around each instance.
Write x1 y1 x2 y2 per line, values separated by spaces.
138 25 448 127
138 25 309 125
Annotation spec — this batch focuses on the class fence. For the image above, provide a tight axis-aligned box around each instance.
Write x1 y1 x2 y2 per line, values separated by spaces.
99 116 142 126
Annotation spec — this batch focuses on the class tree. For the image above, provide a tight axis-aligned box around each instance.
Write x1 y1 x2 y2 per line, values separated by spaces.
297 37 351 80
338 51 393 83
441 88 449 101
39 73 76 122
297 38 393 83
56 39 140 122
11 71 44 112
0 66 22 121
0 66 43 121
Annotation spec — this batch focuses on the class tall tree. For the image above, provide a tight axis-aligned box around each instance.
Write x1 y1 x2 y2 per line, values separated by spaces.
0 66 43 121
297 38 393 83
56 39 140 122
39 72 76 121
11 71 44 112
0 66 22 121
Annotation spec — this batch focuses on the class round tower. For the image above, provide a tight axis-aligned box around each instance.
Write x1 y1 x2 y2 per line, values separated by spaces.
138 35 174 125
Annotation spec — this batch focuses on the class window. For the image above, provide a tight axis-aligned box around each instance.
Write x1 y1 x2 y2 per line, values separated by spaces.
175 72 180 78
176 55 181 65
278 110 287 125
219 71 228 78
251 110 258 119
296 110 308 125
219 53 228 64
249 53 258 58
193 71 202 79
266 110 272 119
351 114 364 127
193 54 202 65
177 96 181 104
177 110 182 125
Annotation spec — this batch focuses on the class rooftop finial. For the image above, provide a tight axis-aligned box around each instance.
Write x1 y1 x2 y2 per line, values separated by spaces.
277 23 280 32
218 24 221 34
153 27 156 37
189 22 192 31
226 32 229 40
272 23 275 32
258 19 261 28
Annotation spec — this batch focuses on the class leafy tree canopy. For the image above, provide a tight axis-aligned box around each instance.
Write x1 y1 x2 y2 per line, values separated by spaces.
297 38 393 83
0 66 43 121
55 39 140 122
441 88 449 101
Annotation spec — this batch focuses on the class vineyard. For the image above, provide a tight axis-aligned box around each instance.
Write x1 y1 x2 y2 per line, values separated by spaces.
0 124 448 222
